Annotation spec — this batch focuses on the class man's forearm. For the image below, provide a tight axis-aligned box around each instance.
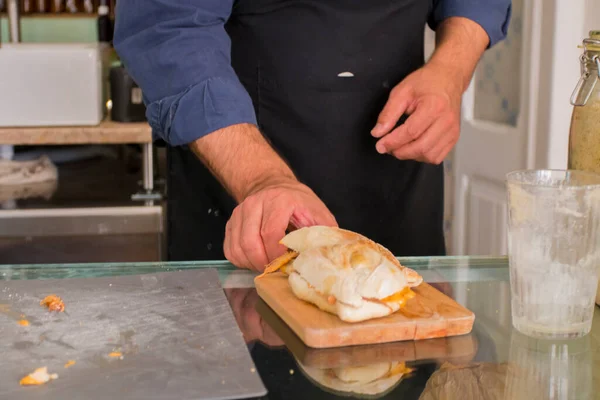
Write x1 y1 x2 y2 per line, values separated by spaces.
190 123 296 203
428 17 490 92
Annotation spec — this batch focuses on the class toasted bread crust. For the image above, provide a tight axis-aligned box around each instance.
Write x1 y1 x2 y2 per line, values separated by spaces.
257 250 299 278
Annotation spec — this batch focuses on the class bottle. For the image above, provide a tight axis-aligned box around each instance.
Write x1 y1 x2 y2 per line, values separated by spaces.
65 0 78 13
568 30 600 305
36 0 49 13
22 0 34 13
50 0 64 13
97 0 113 42
569 31 600 174
82 0 94 13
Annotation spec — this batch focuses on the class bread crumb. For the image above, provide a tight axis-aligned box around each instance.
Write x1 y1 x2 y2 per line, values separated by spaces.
40 295 65 312
20 367 58 386
108 352 123 360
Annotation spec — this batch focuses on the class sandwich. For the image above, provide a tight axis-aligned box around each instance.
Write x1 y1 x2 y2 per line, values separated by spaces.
258 226 423 323
296 359 412 398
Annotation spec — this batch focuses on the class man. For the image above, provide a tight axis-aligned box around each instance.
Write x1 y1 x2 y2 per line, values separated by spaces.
114 0 511 271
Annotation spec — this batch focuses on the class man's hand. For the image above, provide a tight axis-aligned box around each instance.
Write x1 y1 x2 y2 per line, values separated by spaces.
371 63 462 165
224 178 337 272
190 123 337 271
371 17 490 164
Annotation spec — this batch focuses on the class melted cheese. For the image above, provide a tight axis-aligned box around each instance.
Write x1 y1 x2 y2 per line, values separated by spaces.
381 287 415 305
385 363 412 378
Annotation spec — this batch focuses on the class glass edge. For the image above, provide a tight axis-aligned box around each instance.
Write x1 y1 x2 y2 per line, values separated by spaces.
506 169 600 188
0 255 508 270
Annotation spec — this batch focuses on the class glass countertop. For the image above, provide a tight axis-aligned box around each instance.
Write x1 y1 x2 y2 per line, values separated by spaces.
1 256 599 399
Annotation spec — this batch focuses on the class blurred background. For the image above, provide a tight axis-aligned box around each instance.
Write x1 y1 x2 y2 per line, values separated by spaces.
0 0 597 264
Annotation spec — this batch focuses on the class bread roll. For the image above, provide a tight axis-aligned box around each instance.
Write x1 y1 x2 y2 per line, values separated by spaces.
259 226 423 323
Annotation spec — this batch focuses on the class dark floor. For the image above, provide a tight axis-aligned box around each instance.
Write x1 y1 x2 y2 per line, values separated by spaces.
0 145 167 265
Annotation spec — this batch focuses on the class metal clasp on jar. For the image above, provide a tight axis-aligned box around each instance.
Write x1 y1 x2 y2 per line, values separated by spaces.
571 38 600 106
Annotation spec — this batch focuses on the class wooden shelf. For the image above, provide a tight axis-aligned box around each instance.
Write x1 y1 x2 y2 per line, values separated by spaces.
0 119 152 145
0 13 99 19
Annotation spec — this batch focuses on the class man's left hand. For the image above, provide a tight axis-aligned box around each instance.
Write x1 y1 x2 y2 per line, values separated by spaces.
371 61 463 165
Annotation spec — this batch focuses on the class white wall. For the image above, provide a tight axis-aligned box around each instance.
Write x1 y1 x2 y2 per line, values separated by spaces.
585 0 600 33
536 0 589 170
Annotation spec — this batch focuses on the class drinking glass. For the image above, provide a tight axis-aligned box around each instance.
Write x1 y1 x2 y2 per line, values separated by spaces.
506 169 600 338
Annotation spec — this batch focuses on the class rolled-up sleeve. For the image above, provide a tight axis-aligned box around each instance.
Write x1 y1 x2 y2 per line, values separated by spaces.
113 0 257 146
429 0 512 48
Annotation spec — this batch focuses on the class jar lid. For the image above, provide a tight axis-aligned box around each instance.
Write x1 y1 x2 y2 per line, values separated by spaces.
580 31 600 52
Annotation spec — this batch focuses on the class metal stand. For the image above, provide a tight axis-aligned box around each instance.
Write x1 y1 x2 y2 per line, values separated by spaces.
131 143 162 204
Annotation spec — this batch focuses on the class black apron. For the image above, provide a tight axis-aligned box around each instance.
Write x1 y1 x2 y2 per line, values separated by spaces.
166 0 446 261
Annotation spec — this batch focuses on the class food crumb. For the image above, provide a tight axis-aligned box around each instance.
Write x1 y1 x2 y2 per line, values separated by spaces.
19 367 58 386
40 295 65 312
289 369 294 375
250 368 256 373
17 319 29 326
64 360 76 368
108 352 123 360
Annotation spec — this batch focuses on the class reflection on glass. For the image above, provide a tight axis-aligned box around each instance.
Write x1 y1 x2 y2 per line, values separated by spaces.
419 361 510 399
255 291 481 398
504 330 592 400
295 359 412 398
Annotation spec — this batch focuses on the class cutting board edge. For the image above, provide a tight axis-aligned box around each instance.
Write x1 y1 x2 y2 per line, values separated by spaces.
301 320 475 349
256 279 476 349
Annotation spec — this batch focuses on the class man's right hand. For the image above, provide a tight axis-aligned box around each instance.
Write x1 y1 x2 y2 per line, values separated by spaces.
189 123 336 271
223 178 337 272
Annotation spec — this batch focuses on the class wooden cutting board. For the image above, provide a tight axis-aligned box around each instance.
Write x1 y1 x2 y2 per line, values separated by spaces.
255 272 475 348
255 298 478 368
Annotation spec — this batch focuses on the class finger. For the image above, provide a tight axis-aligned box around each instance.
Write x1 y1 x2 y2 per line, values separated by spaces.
312 207 338 228
428 133 455 165
261 201 295 262
419 114 458 164
371 85 414 138
391 114 451 163
223 217 233 262
289 208 317 229
228 207 253 269
290 207 336 230
239 200 270 271
375 101 437 154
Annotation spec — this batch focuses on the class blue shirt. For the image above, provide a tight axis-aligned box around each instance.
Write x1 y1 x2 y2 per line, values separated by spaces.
114 0 511 146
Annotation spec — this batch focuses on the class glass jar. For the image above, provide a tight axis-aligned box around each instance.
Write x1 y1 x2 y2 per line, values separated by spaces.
568 31 600 306
569 31 600 174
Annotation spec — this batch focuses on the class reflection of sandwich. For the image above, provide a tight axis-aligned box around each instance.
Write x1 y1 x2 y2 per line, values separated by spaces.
259 226 423 323
297 359 412 398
